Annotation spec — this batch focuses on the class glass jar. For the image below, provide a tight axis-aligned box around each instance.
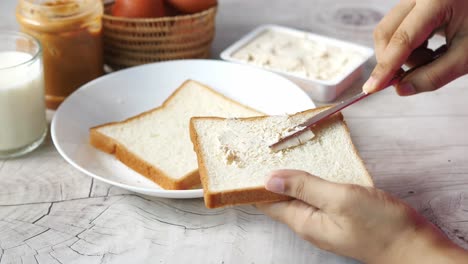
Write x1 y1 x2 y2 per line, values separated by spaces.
0 31 47 159
16 0 104 109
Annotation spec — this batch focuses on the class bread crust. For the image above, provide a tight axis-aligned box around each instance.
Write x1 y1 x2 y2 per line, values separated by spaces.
190 106 374 208
89 127 117 154
205 188 291 209
341 119 374 186
89 80 261 190
189 118 212 204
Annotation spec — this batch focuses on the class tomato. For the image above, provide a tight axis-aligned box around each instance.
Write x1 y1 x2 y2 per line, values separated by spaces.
166 0 217 14
112 0 166 18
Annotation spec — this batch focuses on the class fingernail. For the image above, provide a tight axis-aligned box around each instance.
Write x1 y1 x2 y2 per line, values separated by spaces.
362 76 377 93
265 176 285 193
399 83 416 96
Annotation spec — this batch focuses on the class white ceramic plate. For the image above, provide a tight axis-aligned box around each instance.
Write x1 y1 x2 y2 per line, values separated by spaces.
51 60 315 198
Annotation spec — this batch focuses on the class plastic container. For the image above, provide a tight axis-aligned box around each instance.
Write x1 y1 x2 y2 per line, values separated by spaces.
220 24 374 102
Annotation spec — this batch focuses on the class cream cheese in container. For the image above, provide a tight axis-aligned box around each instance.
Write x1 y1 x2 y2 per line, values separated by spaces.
220 25 374 102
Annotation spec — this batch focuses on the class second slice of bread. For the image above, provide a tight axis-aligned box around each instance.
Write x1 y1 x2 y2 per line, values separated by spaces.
90 80 261 190
190 107 373 208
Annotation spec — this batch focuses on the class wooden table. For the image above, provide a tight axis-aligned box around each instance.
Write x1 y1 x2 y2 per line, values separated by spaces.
1 0 467 263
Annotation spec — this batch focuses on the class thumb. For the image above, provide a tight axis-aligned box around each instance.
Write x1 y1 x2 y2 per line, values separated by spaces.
396 40 468 96
265 169 347 211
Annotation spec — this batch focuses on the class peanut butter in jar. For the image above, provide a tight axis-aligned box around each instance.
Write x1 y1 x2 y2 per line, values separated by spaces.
16 0 104 109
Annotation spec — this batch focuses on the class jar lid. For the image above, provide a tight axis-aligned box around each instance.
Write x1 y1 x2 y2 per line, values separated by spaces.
16 0 103 32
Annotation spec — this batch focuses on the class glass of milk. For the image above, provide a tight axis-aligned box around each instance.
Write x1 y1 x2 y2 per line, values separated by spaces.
0 31 47 158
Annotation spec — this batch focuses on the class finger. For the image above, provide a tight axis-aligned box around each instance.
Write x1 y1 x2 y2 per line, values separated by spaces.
405 47 433 68
373 0 415 61
257 200 323 238
257 199 317 225
264 169 345 210
364 4 443 93
396 40 468 96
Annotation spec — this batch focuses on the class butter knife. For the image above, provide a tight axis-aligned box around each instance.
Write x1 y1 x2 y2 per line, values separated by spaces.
269 44 447 152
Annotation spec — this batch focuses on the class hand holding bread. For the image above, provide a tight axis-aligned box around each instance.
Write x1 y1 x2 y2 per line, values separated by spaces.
190 107 372 208
258 169 468 263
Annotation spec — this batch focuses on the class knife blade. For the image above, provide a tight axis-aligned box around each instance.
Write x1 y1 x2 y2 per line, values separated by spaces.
269 44 447 152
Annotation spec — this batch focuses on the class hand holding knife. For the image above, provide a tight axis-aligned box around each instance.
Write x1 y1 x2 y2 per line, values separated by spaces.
269 44 448 152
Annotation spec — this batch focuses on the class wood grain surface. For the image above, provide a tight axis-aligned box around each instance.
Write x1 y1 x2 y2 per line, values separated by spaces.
1 0 467 263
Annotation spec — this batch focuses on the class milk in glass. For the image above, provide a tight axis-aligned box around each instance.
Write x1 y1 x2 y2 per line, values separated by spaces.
0 32 47 158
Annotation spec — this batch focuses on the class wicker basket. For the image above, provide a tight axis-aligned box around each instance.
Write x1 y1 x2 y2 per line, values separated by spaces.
102 4 217 70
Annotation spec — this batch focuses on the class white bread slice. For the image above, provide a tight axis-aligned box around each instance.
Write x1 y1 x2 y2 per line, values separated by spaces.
90 80 261 190
190 107 373 208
